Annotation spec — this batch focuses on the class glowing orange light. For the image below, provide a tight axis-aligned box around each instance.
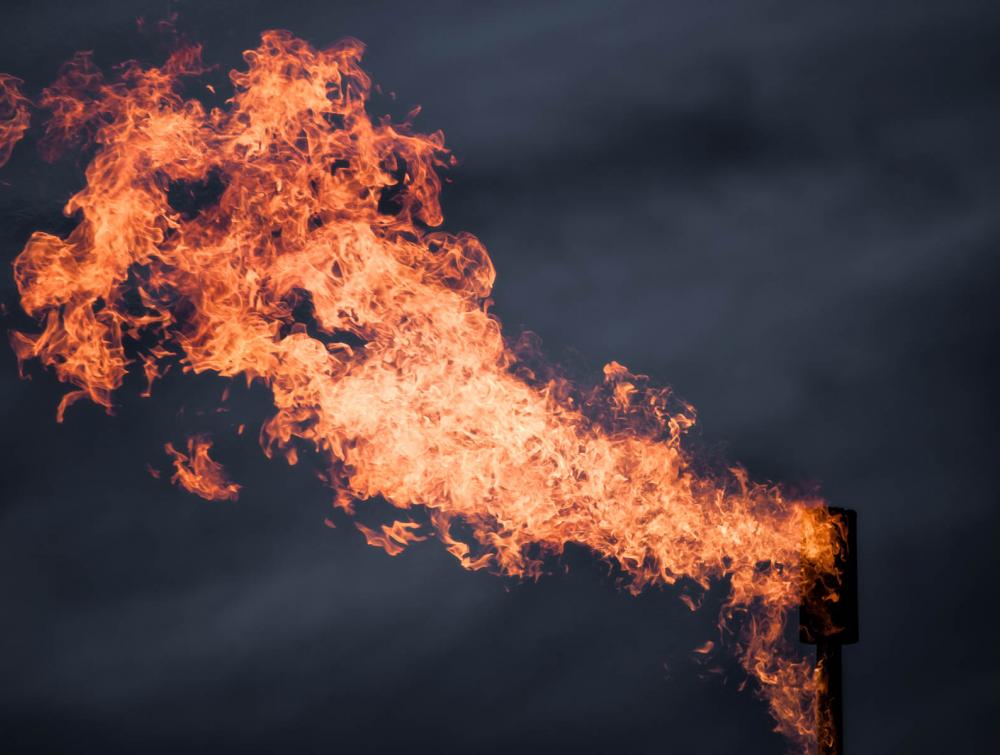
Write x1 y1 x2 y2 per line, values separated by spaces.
165 435 241 501
3 31 841 750
0 74 30 167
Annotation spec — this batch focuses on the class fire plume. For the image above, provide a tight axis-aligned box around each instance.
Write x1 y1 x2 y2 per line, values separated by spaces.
4 31 842 750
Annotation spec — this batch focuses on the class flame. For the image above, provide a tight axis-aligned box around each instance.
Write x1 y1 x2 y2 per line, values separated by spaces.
165 435 241 501
3 31 842 750
0 74 30 167
356 518 428 557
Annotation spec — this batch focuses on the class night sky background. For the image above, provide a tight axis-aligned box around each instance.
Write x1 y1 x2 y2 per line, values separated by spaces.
1 1 998 753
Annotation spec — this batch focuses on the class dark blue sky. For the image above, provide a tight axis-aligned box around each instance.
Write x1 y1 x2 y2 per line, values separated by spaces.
1 2 997 753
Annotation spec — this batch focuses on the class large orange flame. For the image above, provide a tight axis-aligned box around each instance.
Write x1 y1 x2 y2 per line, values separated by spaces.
4 31 841 751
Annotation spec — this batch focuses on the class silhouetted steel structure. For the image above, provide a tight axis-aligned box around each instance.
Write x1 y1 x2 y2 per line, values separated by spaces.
800 508 859 755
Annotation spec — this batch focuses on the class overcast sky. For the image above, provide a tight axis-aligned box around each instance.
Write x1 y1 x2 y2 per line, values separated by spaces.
1 2 998 753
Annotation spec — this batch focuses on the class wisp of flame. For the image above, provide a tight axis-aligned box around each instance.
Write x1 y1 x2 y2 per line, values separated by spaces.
1 32 841 751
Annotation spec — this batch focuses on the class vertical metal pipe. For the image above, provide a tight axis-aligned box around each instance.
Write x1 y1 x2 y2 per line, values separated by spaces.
815 640 844 755
800 507 858 755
